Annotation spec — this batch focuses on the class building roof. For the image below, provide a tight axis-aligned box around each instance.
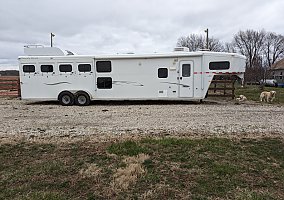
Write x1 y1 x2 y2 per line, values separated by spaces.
272 58 284 70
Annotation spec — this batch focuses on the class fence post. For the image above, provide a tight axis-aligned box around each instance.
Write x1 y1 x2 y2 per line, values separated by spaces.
224 81 226 96
17 78 21 97
232 80 235 99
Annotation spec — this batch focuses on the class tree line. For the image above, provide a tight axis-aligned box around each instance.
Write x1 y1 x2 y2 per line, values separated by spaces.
177 29 284 82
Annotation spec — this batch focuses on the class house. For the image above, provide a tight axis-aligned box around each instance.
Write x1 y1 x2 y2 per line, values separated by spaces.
271 58 284 87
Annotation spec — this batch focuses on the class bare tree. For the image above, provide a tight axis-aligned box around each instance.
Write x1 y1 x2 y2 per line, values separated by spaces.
224 42 236 53
177 34 224 52
233 29 266 69
233 29 266 82
177 34 204 51
263 32 284 68
208 38 225 52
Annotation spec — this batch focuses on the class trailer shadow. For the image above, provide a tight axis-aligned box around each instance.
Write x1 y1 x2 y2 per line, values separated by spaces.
25 99 219 106
90 100 203 106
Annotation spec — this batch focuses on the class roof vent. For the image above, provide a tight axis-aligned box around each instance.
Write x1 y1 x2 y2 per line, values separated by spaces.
173 47 189 52
65 50 74 55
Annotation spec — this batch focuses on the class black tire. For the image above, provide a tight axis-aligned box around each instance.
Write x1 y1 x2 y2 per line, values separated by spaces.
58 91 75 106
75 91 90 106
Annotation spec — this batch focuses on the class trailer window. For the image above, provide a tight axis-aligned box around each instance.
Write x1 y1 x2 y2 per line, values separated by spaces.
97 77 112 89
158 68 168 78
59 64 72 72
41 65 53 72
23 65 35 73
182 64 191 77
209 61 230 70
96 61 111 72
78 64 91 72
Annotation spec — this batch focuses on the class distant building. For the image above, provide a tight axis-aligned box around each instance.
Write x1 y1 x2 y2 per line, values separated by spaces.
271 59 284 87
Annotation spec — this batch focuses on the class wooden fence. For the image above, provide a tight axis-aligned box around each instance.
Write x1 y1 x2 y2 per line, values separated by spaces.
0 76 236 99
207 79 236 99
0 76 21 97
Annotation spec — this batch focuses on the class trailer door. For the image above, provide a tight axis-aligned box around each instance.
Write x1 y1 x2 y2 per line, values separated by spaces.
179 61 193 97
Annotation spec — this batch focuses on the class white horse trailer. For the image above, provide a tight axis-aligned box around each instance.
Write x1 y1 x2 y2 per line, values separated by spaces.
18 46 246 106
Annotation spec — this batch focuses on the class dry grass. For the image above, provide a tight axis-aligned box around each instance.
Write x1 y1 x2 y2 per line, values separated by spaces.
79 163 101 179
112 153 149 191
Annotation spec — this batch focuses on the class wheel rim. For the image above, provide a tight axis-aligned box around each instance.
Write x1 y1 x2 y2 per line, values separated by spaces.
77 95 87 105
62 95 71 105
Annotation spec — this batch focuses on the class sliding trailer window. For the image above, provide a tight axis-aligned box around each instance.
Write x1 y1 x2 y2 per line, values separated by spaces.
209 61 230 70
96 61 111 72
23 65 35 73
41 65 53 72
97 77 112 89
59 64 72 72
78 64 91 72
158 68 168 78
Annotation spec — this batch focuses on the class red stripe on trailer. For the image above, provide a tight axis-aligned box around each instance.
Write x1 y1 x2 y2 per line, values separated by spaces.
215 72 243 75
193 72 243 75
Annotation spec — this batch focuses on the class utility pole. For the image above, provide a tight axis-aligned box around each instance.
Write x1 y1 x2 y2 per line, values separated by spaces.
204 28 209 50
50 33 55 47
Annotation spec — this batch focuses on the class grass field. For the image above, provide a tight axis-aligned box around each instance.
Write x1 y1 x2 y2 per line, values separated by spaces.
235 85 284 104
1 138 283 199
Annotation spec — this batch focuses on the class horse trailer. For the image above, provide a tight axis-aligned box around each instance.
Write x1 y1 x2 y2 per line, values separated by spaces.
18 46 246 106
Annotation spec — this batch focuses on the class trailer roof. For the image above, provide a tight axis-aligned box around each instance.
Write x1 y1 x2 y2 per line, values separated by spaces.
18 51 246 60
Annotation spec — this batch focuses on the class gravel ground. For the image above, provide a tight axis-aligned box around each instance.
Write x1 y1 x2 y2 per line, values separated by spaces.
0 98 283 143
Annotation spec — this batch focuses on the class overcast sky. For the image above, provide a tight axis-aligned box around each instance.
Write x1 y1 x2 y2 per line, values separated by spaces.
1 0 284 70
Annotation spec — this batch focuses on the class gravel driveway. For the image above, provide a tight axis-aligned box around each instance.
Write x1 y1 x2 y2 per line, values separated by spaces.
0 98 283 143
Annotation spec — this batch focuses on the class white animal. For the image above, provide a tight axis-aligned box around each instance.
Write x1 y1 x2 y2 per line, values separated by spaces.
260 91 276 103
236 94 247 102
239 95 247 101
